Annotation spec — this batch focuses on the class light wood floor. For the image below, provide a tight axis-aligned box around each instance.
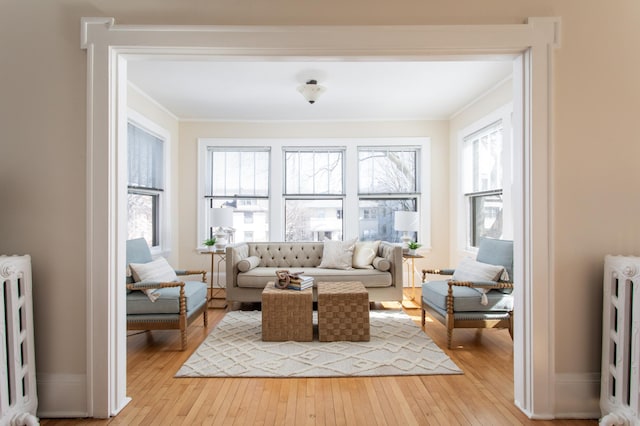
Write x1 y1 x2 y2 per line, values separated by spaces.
41 290 598 425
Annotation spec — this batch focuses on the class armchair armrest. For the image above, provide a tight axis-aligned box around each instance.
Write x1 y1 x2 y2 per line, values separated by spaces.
127 280 185 291
421 268 454 281
175 269 207 282
447 280 514 290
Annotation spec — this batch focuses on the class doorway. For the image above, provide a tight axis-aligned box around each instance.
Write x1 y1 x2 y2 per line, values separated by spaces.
82 19 558 419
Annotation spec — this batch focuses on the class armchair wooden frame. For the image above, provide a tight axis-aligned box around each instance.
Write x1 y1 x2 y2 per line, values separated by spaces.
126 270 208 351
421 268 514 349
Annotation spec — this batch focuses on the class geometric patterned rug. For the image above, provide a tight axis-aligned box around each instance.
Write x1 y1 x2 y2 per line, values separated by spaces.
175 310 462 378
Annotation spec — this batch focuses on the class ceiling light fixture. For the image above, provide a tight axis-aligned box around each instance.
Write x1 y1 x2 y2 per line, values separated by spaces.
297 79 326 104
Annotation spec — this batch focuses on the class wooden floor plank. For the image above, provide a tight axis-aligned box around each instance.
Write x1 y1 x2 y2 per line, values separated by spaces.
40 290 598 425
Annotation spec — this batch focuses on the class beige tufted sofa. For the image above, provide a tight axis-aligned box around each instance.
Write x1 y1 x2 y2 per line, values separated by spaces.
225 241 403 303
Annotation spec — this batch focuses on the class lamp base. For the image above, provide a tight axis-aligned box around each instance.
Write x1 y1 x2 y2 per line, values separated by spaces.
401 233 412 250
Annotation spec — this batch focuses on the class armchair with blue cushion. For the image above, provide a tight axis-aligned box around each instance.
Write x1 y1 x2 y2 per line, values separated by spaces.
420 238 514 349
126 238 208 350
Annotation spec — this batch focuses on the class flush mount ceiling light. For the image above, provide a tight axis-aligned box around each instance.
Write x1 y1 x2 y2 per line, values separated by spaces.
297 79 326 104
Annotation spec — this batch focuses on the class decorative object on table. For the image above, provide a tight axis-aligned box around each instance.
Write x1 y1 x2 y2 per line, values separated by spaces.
407 240 421 256
203 237 217 252
275 269 312 290
176 310 462 378
394 210 419 250
209 207 234 250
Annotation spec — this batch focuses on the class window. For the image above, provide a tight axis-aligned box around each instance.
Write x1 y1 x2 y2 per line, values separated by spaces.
284 148 344 241
197 138 430 246
204 147 270 242
463 120 504 248
127 121 166 249
358 147 420 243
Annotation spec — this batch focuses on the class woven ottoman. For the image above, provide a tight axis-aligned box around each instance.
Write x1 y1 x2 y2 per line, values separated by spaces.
261 281 313 342
317 281 370 342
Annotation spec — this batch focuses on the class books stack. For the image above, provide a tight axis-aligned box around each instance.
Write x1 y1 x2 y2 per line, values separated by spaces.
285 275 314 291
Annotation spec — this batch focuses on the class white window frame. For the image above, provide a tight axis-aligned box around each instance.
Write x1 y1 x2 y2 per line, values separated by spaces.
358 146 422 244
283 147 346 242
127 109 171 257
197 137 431 247
457 103 513 254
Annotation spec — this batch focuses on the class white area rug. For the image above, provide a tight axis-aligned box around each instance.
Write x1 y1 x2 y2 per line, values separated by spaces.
176 310 462 378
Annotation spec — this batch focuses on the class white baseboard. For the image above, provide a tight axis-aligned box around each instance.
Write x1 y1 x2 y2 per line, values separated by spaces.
36 373 88 418
554 373 601 419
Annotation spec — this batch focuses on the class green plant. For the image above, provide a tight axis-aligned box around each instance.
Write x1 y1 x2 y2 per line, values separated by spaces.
203 237 217 247
407 241 421 250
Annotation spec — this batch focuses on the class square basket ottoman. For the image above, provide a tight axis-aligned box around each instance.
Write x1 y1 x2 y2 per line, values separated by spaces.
317 281 370 342
261 281 313 342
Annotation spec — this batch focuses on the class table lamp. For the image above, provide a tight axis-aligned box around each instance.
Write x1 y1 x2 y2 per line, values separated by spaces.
394 210 419 250
210 207 234 250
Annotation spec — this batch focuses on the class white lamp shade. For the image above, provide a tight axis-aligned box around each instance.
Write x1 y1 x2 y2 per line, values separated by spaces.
210 207 234 228
394 211 419 232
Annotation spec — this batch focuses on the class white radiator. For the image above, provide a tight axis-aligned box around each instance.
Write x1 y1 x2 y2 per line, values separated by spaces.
601 255 640 426
0 256 38 426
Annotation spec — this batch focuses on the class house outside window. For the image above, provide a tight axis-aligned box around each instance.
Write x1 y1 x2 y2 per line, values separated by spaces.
358 147 420 243
284 148 344 242
462 120 504 248
127 119 168 250
204 147 270 243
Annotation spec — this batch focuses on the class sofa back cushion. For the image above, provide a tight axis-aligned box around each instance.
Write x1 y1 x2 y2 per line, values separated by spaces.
248 242 324 268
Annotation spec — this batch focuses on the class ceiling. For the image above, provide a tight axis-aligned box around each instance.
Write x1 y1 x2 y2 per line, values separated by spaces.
127 59 513 122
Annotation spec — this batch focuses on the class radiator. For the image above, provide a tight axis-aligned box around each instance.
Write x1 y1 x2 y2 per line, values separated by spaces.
601 255 640 426
0 256 38 426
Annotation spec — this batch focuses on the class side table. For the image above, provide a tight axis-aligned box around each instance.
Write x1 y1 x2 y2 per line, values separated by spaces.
261 281 313 342
202 249 227 309
403 253 424 306
317 281 370 342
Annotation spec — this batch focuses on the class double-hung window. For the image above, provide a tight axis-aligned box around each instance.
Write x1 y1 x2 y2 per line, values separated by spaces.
284 148 345 241
127 121 165 249
358 147 420 243
462 120 504 248
204 147 270 242
197 138 429 246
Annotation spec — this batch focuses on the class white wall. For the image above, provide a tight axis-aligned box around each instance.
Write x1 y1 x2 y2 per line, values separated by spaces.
2 0 639 418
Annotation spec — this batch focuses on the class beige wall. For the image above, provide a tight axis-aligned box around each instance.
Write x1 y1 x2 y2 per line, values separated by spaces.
2 0 639 417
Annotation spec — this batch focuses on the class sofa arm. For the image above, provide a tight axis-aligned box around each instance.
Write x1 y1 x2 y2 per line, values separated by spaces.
378 242 403 290
226 243 250 289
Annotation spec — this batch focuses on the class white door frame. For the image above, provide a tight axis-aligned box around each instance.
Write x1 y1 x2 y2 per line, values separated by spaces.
81 17 560 419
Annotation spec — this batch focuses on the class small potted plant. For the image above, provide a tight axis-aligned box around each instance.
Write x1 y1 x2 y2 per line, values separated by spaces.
407 241 421 255
203 237 217 252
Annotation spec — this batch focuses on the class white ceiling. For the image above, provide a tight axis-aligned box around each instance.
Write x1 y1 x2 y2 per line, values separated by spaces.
127 59 513 121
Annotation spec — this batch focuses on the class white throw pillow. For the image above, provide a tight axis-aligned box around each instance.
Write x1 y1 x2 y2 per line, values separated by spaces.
352 240 380 269
452 257 504 282
130 257 178 283
129 257 178 302
237 256 261 272
452 257 505 306
319 238 357 270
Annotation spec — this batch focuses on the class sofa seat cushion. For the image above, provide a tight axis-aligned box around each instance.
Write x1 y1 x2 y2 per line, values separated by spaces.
127 280 207 315
422 280 514 313
237 267 392 289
